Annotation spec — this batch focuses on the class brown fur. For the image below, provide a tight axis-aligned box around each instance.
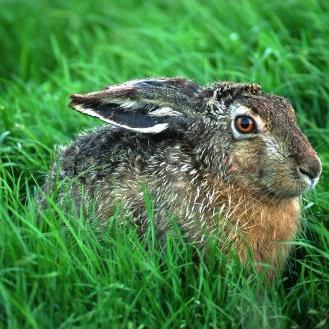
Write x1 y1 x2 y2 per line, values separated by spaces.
204 174 300 269
100 166 301 271
42 78 321 276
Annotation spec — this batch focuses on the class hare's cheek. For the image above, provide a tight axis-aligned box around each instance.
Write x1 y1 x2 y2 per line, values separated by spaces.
229 159 258 175
230 146 260 173
258 160 302 196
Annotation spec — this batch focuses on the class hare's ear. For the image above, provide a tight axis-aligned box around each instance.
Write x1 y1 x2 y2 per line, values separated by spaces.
70 78 203 133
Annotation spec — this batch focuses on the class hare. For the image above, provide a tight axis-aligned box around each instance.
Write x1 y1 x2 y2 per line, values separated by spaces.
42 77 321 271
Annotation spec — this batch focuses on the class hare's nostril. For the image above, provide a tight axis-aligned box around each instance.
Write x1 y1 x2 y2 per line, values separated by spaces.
299 167 314 179
298 158 322 180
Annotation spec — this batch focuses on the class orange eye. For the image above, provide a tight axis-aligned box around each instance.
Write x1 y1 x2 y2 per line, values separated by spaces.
234 116 257 134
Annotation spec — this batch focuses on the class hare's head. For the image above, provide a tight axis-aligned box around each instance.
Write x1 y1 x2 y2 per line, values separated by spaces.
199 82 322 198
70 78 321 199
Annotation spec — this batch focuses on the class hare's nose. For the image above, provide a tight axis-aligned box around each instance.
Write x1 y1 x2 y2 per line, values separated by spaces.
298 156 322 180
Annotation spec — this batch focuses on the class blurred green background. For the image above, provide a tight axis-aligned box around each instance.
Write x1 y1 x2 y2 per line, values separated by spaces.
1 0 328 328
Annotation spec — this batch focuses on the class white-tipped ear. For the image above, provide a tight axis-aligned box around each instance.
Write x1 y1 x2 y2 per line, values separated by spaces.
71 103 170 133
69 78 203 133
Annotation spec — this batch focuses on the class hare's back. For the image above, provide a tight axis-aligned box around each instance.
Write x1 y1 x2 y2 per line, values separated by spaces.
59 126 147 178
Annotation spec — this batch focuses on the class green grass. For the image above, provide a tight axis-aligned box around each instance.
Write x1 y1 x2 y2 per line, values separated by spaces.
1 0 329 328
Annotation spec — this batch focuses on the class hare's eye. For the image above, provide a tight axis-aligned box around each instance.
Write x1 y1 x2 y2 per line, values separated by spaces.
234 116 257 134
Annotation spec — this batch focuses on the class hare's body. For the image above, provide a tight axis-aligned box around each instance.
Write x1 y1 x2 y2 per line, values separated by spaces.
43 77 321 272
55 126 300 267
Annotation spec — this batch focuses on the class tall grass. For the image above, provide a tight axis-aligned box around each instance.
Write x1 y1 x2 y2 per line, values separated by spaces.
0 0 328 328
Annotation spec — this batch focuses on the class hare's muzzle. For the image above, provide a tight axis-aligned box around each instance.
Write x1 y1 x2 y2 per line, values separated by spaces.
297 154 322 190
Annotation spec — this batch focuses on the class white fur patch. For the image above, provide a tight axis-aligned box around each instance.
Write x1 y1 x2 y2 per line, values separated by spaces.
149 107 182 117
301 174 319 191
264 136 282 157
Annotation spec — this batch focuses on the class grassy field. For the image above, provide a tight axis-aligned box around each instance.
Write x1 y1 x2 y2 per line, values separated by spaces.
1 0 329 328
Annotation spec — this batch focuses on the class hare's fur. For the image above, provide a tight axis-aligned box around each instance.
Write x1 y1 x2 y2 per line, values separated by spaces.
41 78 321 272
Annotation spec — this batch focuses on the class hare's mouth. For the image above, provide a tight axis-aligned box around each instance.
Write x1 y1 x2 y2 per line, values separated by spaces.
284 167 320 197
255 167 320 199
299 171 319 192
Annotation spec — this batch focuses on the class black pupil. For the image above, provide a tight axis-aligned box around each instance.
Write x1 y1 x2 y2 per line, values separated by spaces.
240 116 251 129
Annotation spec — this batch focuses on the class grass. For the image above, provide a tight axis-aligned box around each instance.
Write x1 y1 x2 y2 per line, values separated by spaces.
0 0 329 328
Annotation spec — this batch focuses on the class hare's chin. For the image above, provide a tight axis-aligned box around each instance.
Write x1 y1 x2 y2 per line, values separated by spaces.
300 174 319 192
261 175 318 198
